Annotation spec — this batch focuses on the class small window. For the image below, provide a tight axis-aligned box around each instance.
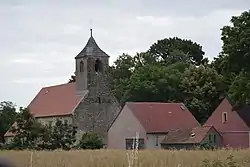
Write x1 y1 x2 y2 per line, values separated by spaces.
125 138 145 150
222 112 228 123
156 136 159 146
213 134 216 142
95 59 102 72
209 135 212 142
80 61 84 72
97 97 101 103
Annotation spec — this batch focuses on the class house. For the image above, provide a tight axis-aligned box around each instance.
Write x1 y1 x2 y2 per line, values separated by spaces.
108 102 200 149
4 29 121 144
205 97 250 148
161 126 222 149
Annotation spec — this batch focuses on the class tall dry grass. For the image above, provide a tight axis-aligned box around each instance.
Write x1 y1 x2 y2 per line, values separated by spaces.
0 149 250 167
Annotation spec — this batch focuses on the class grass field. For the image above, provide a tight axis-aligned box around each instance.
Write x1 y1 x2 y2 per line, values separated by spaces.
0 149 249 167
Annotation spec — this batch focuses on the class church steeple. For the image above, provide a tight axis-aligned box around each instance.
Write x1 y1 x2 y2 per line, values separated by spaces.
75 30 110 95
75 29 109 59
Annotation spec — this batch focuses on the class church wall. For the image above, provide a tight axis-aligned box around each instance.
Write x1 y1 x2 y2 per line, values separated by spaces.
73 56 121 145
36 115 73 126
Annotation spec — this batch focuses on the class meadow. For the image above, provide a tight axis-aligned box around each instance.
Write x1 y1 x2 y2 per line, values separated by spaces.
0 149 249 167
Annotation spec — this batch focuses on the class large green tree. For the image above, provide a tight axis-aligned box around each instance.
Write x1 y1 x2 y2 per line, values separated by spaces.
10 107 45 149
219 10 250 75
148 37 207 66
117 62 189 104
109 54 136 101
228 71 250 107
0 101 17 143
48 119 77 150
212 10 250 106
180 65 227 123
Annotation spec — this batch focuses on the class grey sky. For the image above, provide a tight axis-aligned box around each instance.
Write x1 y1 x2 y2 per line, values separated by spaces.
0 0 249 108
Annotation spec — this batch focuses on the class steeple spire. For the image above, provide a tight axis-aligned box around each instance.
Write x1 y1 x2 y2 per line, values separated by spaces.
75 29 109 59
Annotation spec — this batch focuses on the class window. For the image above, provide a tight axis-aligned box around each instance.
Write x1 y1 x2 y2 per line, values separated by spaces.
156 136 159 146
125 138 145 150
95 59 102 72
97 97 101 103
213 134 216 142
222 112 228 123
80 61 84 72
209 135 212 142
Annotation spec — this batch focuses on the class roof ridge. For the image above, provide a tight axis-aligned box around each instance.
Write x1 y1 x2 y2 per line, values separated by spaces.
42 82 74 89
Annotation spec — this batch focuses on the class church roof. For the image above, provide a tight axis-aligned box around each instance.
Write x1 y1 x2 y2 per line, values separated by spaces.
28 82 84 117
4 82 86 137
75 29 109 59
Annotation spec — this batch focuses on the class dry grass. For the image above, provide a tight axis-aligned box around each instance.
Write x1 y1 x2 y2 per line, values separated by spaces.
0 149 250 167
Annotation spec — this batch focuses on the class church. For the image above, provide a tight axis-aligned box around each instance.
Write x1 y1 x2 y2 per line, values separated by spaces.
4 30 121 145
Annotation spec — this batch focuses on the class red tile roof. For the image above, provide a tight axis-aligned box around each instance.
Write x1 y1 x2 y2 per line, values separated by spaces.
28 82 84 118
127 102 200 133
161 126 216 144
4 82 85 137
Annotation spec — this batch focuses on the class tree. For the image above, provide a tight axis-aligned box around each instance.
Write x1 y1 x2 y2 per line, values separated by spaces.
228 71 250 107
109 54 136 101
220 10 250 75
116 62 188 104
148 37 206 66
0 101 17 143
10 107 45 149
78 132 103 149
49 119 77 150
180 65 227 123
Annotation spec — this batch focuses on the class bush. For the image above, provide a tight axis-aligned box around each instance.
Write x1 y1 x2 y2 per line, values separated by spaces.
78 132 103 149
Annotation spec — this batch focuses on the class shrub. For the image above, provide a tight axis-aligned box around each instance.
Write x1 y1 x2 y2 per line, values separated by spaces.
78 132 103 149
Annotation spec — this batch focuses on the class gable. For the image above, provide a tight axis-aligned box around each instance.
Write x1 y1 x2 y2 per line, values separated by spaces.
205 98 250 131
108 105 145 137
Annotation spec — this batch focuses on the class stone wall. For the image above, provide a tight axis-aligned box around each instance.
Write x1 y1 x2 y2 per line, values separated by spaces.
73 57 121 145
37 115 73 126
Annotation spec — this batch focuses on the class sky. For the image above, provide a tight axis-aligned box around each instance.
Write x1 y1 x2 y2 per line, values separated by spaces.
0 0 249 108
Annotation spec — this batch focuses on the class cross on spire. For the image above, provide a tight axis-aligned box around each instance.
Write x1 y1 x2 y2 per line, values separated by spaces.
90 29 93 37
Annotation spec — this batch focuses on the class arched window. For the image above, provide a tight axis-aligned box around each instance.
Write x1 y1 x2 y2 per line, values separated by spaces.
80 61 84 72
95 59 102 72
97 97 101 103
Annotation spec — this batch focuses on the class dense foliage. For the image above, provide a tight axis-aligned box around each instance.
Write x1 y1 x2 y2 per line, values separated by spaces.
78 132 103 149
0 10 250 149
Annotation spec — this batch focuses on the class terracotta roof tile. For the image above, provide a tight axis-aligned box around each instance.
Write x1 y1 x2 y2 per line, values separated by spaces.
28 82 85 117
127 102 200 133
161 126 214 144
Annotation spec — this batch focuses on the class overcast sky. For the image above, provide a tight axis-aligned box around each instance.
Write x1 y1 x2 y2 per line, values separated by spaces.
0 0 249 108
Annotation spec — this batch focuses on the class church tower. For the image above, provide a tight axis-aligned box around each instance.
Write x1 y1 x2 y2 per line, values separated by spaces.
73 30 120 145
75 29 109 96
